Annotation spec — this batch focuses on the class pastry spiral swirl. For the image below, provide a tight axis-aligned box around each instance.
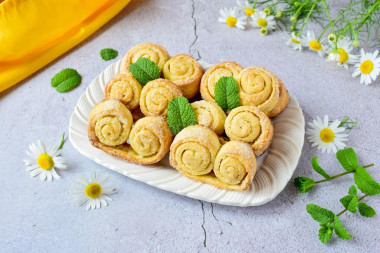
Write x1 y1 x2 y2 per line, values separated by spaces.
163 54 203 99
105 73 142 110
237 66 280 113
267 77 289 118
88 99 133 147
213 141 256 190
200 61 243 103
120 42 170 72
140 78 182 116
225 106 273 156
191 100 226 135
170 125 221 176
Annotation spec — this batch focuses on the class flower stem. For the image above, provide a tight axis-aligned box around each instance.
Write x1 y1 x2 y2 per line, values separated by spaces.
57 132 65 150
315 164 375 184
337 194 369 217
296 0 318 37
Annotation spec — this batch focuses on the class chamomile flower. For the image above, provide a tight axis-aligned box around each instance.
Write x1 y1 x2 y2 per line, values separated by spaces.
352 49 380 85
219 7 247 30
286 32 302 51
327 37 358 69
236 0 258 17
251 11 276 31
302 30 329 57
71 170 116 210
23 139 67 181
306 115 349 153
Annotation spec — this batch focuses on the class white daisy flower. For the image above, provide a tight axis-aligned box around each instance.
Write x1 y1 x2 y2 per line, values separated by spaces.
236 0 258 17
286 32 302 51
251 11 276 31
306 115 349 153
218 7 247 29
352 49 380 85
302 30 329 57
71 170 116 210
23 139 67 181
327 37 358 69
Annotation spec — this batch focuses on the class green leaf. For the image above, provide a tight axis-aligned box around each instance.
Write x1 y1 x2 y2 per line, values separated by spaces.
214 76 240 111
339 195 358 213
306 204 335 223
294 177 315 193
354 166 380 196
311 157 331 179
348 185 357 196
332 216 352 240
358 203 376 217
51 68 81 92
318 224 333 244
129 57 161 85
167 97 197 135
336 148 358 171
100 48 118 61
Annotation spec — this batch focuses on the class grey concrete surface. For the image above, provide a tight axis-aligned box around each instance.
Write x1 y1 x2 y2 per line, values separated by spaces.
1 0 379 252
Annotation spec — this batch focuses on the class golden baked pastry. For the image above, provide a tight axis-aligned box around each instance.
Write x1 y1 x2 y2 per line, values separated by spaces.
104 73 142 110
225 106 273 156
140 78 182 116
237 66 280 113
267 77 289 118
120 42 170 73
163 54 203 99
200 61 244 103
191 100 226 135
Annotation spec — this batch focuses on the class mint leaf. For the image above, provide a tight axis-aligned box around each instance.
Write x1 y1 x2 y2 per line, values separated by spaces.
348 185 357 196
339 195 358 213
167 97 197 135
100 48 118 61
332 216 352 240
306 204 335 223
129 57 161 85
294 177 315 193
358 203 376 217
354 166 380 196
51 68 81 92
336 148 358 171
319 224 333 244
214 76 240 111
311 157 331 179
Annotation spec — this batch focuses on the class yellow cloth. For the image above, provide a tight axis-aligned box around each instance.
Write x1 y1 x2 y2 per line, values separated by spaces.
0 0 131 92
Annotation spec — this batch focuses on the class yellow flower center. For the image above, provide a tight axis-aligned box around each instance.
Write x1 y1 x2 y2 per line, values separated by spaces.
337 48 348 63
360 60 374 74
245 8 255 16
319 128 335 143
226 16 237 27
309 40 322 51
257 18 267 27
37 153 54 170
85 183 102 199
291 38 301 44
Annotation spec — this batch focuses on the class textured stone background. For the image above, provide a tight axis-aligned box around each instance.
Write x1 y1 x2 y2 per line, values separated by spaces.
1 0 379 252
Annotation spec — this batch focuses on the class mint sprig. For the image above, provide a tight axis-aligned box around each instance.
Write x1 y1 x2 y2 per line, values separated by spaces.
100 48 118 61
51 68 81 92
214 76 240 111
128 57 161 85
167 97 197 135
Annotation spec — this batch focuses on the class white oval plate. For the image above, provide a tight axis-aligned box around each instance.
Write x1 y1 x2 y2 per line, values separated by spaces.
69 60 305 207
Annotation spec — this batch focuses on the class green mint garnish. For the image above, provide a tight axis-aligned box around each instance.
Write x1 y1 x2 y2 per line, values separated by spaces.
294 177 315 193
306 204 335 223
167 97 197 135
100 48 118 61
358 203 376 217
336 148 358 171
214 76 240 111
51 68 81 92
311 157 331 179
354 166 380 196
128 57 161 85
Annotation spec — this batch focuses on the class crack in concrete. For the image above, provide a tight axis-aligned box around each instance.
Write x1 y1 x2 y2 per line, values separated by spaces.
199 200 207 248
211 203 232 227
189 0 201 60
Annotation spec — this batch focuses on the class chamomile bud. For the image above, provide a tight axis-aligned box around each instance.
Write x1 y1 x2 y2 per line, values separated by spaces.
260 27 268 36
352 40 360 47
290 25 296 31
294 1 300 7
290 16 298 23
327 33 337 43
264 7 271 15
275 10 283 18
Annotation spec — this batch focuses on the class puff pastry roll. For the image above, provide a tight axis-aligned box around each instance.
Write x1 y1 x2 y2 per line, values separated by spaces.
140 79 182 116
200 61 243 103
225 106 273 156
267 77 289 118
121 42 170 72
237 66 280 113
191 100 226 135
105 73 142 110
163 54 203 99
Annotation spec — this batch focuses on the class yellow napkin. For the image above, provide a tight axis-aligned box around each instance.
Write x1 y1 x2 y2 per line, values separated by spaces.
0 0 131 92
